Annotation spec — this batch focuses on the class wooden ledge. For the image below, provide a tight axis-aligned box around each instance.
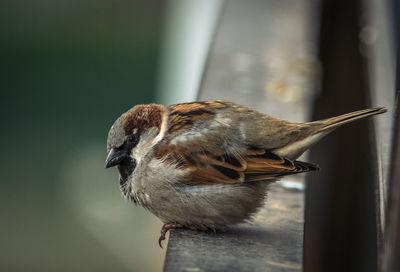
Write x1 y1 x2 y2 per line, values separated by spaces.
164 181 305 271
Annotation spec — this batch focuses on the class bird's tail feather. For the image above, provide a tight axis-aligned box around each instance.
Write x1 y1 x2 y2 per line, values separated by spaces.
275 107 387 159
313 107 387 131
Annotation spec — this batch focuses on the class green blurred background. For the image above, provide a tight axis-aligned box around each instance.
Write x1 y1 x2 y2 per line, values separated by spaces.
0 1 167 271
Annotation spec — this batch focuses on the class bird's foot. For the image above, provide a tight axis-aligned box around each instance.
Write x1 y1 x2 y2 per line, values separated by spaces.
158 223 183 248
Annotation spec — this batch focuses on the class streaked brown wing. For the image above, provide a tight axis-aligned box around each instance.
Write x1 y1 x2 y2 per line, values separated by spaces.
160 100 318 185
243 148 319 182
167 100 230 137
154 143 319 186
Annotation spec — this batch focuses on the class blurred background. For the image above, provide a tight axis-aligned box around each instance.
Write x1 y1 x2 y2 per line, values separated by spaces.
1 0 166 271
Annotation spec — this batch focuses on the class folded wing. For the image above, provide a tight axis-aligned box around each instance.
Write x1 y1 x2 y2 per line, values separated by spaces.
157 100 319 186
155 143 318 186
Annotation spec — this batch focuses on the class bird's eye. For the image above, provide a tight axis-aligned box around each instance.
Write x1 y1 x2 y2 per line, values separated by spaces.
126 133 139 148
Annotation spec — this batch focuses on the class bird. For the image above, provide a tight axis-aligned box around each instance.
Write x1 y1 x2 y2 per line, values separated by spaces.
104 100 386 247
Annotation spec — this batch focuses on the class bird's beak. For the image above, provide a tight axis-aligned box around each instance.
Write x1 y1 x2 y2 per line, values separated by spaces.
105 148 128 168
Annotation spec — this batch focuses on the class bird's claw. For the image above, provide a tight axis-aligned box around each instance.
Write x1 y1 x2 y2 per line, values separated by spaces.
158 223 183 249
158 236 164 248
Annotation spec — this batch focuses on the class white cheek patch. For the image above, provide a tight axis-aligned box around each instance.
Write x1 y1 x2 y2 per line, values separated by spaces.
130 151 139 163
131 137 150 163
153 111 168 145
130 111 169 163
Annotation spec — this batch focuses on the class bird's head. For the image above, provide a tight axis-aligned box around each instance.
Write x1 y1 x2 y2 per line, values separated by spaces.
105 104 167 181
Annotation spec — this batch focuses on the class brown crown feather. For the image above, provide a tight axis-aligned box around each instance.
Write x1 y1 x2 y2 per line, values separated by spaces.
122 104 164 135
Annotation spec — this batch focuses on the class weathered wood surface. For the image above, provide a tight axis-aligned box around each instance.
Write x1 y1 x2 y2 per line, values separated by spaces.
164 0 319 271
164 185 305 272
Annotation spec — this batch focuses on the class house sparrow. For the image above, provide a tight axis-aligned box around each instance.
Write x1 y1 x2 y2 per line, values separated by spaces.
105 100 386 247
